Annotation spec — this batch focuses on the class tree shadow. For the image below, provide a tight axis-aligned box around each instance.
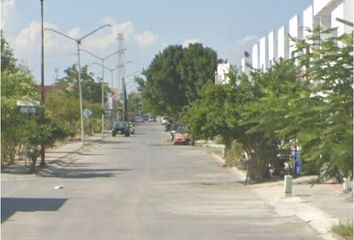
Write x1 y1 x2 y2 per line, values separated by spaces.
1 197 68 223
37 166 132 179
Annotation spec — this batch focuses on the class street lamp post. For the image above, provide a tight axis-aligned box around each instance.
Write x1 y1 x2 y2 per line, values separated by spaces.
40 0 45 166
81 49 123 136
44 24 111 145
122 71 140 121
92 63 129 123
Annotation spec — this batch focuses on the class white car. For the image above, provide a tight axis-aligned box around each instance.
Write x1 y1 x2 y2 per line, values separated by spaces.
128 122 135 134
135 116 144 123
160 116 170 125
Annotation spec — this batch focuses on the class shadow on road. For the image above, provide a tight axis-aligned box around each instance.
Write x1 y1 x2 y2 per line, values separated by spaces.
38 166 132 179
1 197 68 223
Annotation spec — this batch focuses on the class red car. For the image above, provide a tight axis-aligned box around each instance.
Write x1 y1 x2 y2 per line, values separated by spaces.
172 127 191 145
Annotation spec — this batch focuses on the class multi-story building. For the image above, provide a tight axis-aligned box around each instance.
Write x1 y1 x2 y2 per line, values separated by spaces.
241 0 353 73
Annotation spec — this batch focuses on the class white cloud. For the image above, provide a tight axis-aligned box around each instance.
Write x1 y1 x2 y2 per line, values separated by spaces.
101 17 162 49
236 35 259 46
135 31 160 48
67 27 81 39
183 38 200 48
9 16 163 83
12 17 162 64
1 0 16 29
14 21 67 56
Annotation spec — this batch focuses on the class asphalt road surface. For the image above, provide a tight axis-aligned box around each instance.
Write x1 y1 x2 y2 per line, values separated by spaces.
1 123 323 240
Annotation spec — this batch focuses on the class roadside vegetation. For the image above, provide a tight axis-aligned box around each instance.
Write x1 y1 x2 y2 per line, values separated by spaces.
138 28 353 183
331 221 353 240
1 31 105 169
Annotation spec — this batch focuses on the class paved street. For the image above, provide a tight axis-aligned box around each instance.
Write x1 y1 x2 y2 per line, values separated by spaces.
1 123 337 240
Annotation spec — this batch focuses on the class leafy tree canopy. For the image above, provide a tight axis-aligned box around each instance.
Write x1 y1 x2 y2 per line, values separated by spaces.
56 64 106 103
1 30 17 72
141 43 218 118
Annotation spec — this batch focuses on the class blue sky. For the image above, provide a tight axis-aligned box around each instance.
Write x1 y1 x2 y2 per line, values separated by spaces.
2 0 312 92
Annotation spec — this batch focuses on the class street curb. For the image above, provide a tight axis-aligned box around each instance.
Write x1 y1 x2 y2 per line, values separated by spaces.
1 134 108 180
210 152 247 181
209 152 343 240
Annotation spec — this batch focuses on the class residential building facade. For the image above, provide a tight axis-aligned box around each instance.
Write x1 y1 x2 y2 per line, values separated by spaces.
241 0 353 73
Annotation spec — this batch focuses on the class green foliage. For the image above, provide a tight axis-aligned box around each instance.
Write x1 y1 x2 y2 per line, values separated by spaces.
289 28 353 180
1 34 68 167
331 221 353 240
47 64 106 136
184 28 353 181
56 64 106 103
1 30 17 72
1 70 40 164
45 91 80 137
127 92 142 116
141 43 217 118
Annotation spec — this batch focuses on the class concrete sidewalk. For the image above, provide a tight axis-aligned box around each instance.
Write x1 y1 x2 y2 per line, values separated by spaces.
1 134 106 181
212 153 353 240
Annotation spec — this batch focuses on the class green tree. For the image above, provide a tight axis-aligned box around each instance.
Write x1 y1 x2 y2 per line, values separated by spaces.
142 43 217 118
127 92 142 117
1 30 17 72
288 28 353 180
1 34 68 168
184 28 353 182
50 64 106 136
1 70 38 164
56 64 107 103
45 90 80 137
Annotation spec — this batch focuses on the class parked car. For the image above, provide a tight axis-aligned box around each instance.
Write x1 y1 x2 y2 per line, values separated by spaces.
135 116 144 123
112 121 130 137
164 121 172 132
160 116 170 125
172 126 191 145
128 121 135 134
169 123 182 139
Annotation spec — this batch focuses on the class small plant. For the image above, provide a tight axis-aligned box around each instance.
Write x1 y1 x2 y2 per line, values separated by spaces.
331 220 353 240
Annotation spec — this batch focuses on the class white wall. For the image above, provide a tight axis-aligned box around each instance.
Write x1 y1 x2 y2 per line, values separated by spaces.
332 3 345 36
216 63 230 84
303 5 314 40
332 0 353 36
268 31 277 67
252 43 259 69
259 37 268 72
343 0 353 33
289 15 302 58
244 0 352 72
314 0 342 15
277 25 289 60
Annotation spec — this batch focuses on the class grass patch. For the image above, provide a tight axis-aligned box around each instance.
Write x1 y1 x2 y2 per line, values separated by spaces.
332 221 353 240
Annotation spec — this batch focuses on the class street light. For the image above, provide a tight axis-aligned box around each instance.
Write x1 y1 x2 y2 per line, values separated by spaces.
92 62 129 88
44 24 111 145
81 49 124 136
122 71 141 121
40 0 45 166
92 62 130 123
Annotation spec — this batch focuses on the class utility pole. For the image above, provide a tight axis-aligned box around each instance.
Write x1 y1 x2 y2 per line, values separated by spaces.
39 0 45 167
45 24 112 145
117 33 126 121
